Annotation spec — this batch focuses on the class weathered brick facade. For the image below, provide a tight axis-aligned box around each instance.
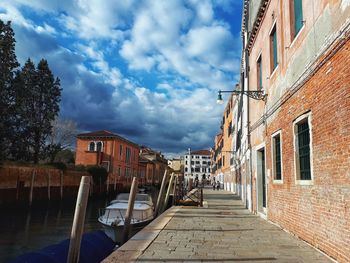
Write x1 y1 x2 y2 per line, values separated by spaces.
237 0 350 261
75 130 140 187
264 39 350 262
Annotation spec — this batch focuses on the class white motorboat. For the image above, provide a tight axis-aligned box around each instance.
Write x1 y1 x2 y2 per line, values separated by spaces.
98 193 154 244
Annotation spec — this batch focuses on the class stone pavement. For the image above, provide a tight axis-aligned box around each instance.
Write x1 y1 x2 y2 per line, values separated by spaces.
103 189 332 263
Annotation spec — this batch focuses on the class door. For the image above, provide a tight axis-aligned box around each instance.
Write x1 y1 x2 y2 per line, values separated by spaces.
257 148 267 214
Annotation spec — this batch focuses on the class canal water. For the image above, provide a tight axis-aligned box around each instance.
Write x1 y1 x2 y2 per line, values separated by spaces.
0 187 160 263
0 197 109 263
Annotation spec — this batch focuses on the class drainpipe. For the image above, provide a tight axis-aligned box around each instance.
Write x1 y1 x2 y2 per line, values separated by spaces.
243 3 253 212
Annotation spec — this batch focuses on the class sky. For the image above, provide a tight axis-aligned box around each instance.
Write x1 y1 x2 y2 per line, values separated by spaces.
0 0 243 158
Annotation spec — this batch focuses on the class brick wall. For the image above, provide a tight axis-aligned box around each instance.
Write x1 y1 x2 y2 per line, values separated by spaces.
0 166 89 205
265 39 350 262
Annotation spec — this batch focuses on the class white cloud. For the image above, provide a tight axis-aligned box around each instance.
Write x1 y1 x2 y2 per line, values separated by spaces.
1 0 242 154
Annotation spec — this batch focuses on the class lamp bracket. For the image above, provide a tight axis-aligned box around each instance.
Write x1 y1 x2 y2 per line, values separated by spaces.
219 90 266 101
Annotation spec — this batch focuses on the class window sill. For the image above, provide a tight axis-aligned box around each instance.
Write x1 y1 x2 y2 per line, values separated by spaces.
272 179 283 184
295 179 313 186
289 24 305 49
270 65 279 79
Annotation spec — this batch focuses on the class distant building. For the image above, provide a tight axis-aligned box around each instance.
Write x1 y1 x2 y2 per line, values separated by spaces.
75 130 140 187
184 149 211 184
168 158 184 172
139 146 168 185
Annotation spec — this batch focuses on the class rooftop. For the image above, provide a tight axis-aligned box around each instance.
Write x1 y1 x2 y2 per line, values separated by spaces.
190 149 211 156
77 130 139 148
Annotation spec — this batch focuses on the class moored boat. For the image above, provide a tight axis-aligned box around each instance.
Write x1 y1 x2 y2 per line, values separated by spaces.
98 193 154 244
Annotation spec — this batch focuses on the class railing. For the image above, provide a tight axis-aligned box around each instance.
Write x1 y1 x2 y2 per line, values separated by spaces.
98 207 153 226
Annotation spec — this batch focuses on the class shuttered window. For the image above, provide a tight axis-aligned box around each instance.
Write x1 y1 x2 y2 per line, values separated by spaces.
294 0 303 36
270 26 278 71
257 55 263 90
273 134 282 180
297 121 311 180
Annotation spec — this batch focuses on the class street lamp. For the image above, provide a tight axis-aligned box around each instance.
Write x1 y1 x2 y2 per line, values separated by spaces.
216 89 266 104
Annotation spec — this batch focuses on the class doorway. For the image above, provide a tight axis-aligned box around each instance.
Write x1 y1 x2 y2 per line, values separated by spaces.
257 147 267 214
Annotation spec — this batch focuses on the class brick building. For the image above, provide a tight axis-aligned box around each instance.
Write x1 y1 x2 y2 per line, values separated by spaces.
227 0 350 262
212 94 238 190
139 146 168 186
75 130 140 187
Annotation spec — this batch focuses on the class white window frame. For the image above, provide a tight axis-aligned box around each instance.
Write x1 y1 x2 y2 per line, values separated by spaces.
88 141 96 151
96 141 104 152
271 130 283 184
293 112 313 185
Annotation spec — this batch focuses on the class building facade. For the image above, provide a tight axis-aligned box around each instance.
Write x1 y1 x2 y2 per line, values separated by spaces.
139 146 168 186
235 0 350 261
75 130 140 187
184 149 211 185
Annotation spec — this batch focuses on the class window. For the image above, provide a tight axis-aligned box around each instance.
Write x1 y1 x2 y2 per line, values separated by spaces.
294 113 312 182
291 0 303 38
185 167 188 172
195 167 200 172
96 141 103 152
270 25 278 72
272 132 282 182
126 147 131 164
89 142 95 151
257 55 263 90
125 167 131 177
119 145 123 159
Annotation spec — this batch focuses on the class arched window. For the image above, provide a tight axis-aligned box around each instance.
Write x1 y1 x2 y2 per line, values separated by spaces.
89 142 95 151
96 141 103 152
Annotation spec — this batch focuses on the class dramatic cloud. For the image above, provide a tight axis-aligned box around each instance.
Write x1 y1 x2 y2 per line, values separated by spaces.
1 0 242 157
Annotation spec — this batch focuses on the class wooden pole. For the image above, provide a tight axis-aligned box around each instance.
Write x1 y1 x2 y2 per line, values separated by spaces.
29 169 36 206
162 173 175 213
60 171 64 199
16 168 20 201
154 170 169 217
47 171 51 201
114 173 117 191
106 175 109 194
122 177 138 244
200 187 203 207
67 176 91 263
172 175 177 205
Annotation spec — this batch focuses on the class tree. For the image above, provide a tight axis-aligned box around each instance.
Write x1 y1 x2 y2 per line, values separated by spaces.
46 117 77 162
0 19 19 160
31 59 62 163
11 59 61 163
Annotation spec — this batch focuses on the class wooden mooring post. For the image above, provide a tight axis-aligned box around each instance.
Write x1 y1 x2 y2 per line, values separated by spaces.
60 171 64 199
67 176 91 263
29 169 36 206
122 177 138 244
162 172 175 212
154 170 169 217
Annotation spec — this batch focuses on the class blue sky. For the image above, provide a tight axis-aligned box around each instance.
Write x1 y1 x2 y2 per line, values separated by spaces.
1 0 243 157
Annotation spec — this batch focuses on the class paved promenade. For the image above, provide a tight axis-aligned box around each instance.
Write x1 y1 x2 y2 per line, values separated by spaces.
103 189 332 263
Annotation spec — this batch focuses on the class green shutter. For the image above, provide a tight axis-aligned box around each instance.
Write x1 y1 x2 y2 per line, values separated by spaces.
298 121 311 180
294 0 303 36
258 56 263 89
275 135 282 180
273 28 278 69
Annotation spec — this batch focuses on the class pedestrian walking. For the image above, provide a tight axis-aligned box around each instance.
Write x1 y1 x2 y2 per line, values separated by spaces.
212 179 216 190
216 181 220 190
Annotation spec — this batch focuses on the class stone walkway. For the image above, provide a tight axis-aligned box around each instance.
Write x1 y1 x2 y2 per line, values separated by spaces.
103 189 332 263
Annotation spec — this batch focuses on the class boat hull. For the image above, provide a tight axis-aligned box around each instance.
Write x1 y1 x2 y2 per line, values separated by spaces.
99 218 154 244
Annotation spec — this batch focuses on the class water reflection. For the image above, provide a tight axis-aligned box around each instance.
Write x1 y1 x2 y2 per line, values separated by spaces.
0 198 108 263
